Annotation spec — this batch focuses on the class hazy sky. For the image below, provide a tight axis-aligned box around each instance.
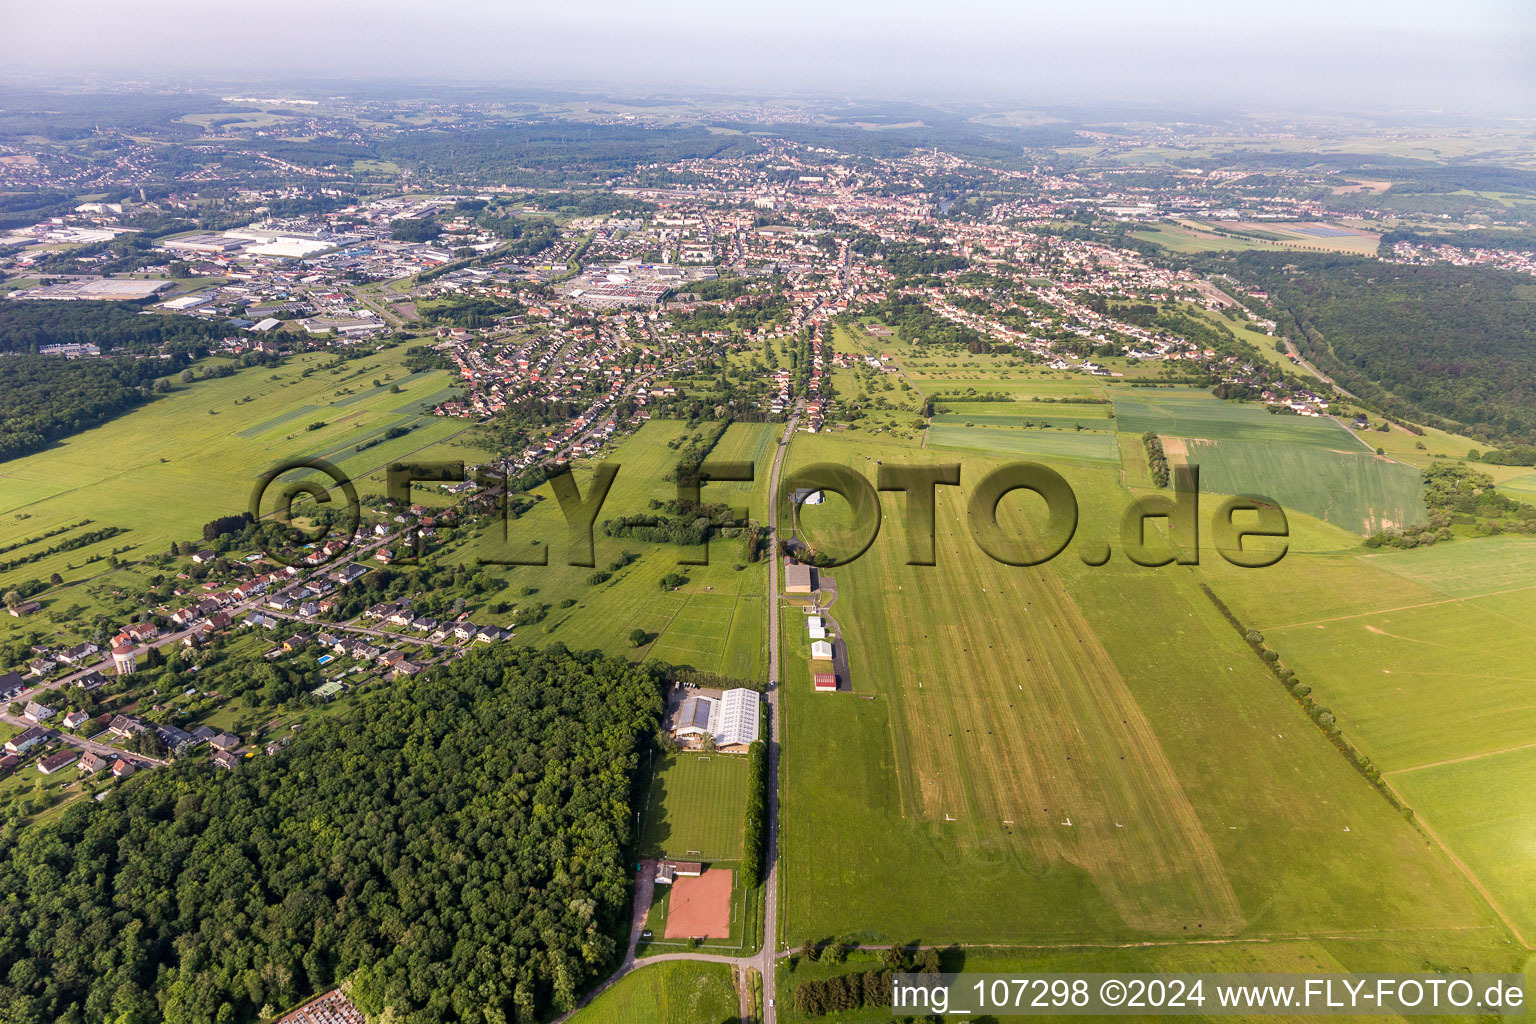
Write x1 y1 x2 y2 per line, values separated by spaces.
3 0 1532 114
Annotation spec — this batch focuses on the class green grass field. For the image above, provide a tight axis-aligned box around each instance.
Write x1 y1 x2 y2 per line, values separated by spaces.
568 961 737 1024
1390 745 1536 943
1201 533 1536 942
927 422 1120 464
437 419 772 678
932 411 1113 431
641 751 750 861
1112 388 1360 449
1173 436 1426 535
779 432 1503 954
0 347 489 639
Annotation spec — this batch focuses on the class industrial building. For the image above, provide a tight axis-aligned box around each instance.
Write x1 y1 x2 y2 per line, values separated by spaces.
672 687 761 750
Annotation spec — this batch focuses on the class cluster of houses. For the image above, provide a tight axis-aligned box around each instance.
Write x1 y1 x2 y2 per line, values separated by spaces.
362 599 513 646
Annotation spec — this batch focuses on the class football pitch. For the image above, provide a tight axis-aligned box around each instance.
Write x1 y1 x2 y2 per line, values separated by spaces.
641 751 750 862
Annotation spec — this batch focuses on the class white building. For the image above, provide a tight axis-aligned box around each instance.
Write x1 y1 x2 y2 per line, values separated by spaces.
673 687 761 750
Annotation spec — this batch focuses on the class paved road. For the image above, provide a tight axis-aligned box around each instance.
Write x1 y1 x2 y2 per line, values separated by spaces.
0 713 167 768
757 406 799 1023
558 407 800 1023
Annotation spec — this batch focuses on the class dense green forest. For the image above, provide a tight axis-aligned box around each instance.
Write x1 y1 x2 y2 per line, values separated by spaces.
0 644 665 1024
0 300 225 355
0 353 187 462
1218 253 1536 440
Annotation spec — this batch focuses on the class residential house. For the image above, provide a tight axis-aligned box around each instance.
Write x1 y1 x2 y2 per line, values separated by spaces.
37 750 79 774
5 727 48 755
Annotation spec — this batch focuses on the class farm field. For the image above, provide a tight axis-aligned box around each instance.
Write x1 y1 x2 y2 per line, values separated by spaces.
1133 219 1381 255
1112 387 1360 448
1389 745 1536 945
926 422 1120 464
442 419 772 677
778 431 1503 953
1172 436 1426 535
0 347 489 638
567 961 737 1024
641 751 750 862
1201 533 1536 941
773 935 1529 1022
932 410 1112 431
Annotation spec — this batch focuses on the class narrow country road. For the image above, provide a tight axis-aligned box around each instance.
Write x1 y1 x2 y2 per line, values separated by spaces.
558 406 799 1023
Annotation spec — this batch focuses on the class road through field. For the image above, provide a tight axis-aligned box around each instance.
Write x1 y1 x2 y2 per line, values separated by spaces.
561 405 799 1024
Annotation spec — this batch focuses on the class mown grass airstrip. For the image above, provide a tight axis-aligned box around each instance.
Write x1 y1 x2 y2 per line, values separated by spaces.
778 428 1503 956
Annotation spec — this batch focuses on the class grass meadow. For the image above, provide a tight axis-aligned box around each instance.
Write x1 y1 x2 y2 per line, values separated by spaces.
777 430 1503 956
0 347 488 640
1201 532 1536 943
568 961 737 1024
418 419 774 678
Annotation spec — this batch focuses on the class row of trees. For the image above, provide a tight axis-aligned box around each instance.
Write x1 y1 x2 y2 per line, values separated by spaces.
1142 430 1170 487
741 740 767 888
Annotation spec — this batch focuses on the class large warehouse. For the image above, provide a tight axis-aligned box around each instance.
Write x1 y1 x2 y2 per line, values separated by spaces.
672 687 761 750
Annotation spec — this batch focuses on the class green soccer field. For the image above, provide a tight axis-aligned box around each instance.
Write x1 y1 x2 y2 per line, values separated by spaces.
641 751 751 862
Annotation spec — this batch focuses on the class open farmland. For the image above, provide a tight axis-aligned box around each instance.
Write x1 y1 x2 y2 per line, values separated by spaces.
1112 388 1360 448
1173 436 1426 534
926 421 1120 463
1389 746 1536 945
1202 534 1536 943
779 432 1500 950
0 348 488 633
641 751 750 862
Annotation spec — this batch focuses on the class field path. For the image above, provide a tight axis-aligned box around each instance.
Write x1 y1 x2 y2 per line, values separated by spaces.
1257 581 1536 632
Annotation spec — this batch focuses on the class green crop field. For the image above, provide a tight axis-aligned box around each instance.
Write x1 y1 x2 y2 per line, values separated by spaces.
568 961 737 1024
641 751 750 861
1113 388 1360 448
926 422 1120 464
778 432 1502 951
932 411 1113 431
1389 745 1536 943
1172 436 1426 535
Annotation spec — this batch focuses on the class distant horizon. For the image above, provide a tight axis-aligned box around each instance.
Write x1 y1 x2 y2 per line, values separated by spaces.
0 74 1528 127
1 0 1532 118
